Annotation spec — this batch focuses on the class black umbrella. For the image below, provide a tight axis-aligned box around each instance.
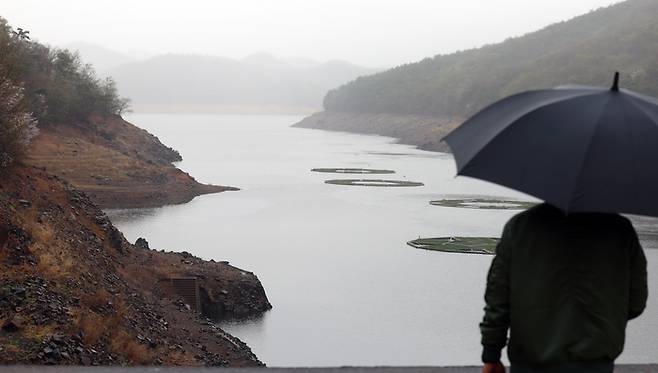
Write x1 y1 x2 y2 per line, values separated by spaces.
443 72 658 217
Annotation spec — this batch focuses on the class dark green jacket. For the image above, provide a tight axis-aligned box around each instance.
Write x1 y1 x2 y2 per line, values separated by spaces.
480 204 648 365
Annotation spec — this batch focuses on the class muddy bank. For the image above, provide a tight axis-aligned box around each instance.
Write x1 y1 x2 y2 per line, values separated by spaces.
27 115 237 209
0 166 270 366
293 111 461 153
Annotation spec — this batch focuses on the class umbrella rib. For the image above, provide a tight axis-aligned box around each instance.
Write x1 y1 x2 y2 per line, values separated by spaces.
564 96 613 213
625 95 658 128
454 90 601 171
623 89 658 107
622 96 658 214
620 96 645 214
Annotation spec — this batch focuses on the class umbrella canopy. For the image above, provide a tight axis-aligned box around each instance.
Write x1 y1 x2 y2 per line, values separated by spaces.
443 73 658 217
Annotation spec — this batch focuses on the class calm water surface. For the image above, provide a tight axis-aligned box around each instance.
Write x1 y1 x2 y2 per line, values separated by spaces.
107 113 658 367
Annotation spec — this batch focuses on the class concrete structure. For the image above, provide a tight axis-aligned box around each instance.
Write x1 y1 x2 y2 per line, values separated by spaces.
170 277 201 312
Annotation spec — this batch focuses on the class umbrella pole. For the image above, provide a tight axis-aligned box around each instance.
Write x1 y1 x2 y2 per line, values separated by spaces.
612 71 620 91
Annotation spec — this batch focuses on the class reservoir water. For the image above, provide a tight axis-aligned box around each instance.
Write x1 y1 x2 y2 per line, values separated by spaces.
107 113 658 367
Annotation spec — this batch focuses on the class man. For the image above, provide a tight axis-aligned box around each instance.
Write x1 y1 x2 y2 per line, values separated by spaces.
481 203 648 373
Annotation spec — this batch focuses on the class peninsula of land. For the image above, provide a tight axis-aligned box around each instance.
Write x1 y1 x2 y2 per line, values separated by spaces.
27 114 237 209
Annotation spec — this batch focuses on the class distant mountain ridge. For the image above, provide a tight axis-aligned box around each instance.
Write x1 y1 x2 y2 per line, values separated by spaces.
321 0 658 118
106 52 379 113
295 0 658 152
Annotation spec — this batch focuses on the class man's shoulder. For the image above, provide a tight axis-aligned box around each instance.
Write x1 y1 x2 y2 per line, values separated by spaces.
511 203 633 230
509 203 554 223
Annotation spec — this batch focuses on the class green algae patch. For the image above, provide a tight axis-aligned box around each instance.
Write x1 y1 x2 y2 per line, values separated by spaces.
407 237 499 255
312 168 396 174
430 198 536 210
325 179 424 187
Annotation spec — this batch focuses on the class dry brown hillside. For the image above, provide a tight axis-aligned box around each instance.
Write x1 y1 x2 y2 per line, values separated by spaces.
26 115 236 209
0 166 270 366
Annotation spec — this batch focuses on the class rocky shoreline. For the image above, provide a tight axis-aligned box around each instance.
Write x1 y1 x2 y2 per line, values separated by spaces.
293 111 461 153
0 166 270 366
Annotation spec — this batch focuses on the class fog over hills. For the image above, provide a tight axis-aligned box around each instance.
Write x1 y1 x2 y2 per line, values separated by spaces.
66 42 136 72
102 51 379 113
321 0 658 118
295 0 658 152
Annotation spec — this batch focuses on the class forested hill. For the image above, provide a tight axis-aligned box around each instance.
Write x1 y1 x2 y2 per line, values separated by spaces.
323 0 658 118
0 17 233 208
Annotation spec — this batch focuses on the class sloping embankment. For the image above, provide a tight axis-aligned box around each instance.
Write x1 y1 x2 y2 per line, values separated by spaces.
293 111 461 153
0 165 270 366
26 115 237 209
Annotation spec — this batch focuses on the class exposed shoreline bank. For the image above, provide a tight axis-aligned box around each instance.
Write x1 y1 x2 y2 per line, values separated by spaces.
26 115 238 209
293 111 461 153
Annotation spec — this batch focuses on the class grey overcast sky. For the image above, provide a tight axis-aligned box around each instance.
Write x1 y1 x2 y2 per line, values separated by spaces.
2 0 624 67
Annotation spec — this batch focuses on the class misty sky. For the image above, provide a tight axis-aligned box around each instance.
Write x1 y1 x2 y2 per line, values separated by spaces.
3 0 623 67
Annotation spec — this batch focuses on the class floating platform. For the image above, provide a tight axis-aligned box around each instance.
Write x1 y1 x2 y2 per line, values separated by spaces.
312 168 396 174
430 197 536 210
325 179 424 187
407 237 499 255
